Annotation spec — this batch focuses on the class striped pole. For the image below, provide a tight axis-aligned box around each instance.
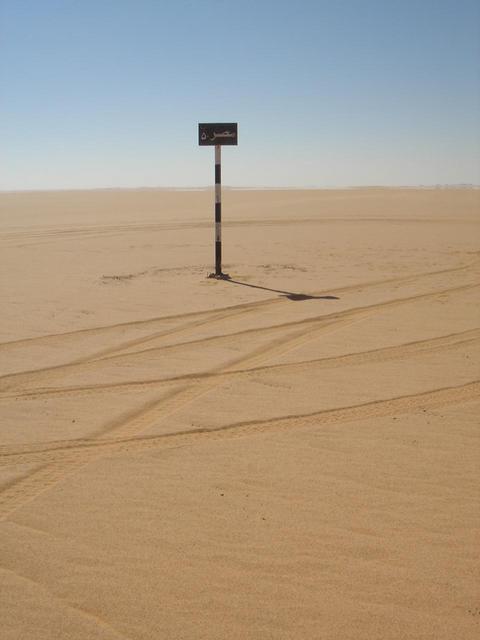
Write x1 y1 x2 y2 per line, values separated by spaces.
214 145 222 276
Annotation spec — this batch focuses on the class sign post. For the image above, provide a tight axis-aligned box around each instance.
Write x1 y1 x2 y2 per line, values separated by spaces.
198 122 238 278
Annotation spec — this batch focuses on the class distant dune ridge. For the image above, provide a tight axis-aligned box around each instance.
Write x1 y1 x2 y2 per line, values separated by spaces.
0 188 479 639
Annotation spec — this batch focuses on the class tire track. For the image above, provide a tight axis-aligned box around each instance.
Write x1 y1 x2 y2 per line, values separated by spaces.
90 311 371 442
78 300 261 362
1 280 477 524
0 380 477 510
2 216 477 249
94 256 479 362
0 305 372 518
1 256 477 390
0 220 213 247
1 280 477 396
1 253 477 353
94 281 479 366
0 307 475 520
0 460 87 520
2 328 477 401
0 266 478 520
0 360 480 520
0 294 275 351
0 301 267 384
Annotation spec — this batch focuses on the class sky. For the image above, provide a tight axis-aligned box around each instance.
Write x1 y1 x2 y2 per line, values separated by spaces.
1 0 479 190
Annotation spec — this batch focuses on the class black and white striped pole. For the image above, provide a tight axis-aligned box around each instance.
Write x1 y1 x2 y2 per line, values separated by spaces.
214 144 222 276
199 122 238 279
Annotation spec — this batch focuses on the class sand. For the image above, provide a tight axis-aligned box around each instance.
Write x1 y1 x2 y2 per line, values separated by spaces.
0 187 479 639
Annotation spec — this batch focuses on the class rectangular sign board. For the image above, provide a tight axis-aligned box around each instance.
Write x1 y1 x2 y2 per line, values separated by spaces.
199 122 238 146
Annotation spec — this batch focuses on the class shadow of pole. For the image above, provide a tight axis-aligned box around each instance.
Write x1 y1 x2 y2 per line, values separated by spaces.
221 278 339 301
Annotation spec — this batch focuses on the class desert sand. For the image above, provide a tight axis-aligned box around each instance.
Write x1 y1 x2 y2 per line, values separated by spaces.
0 187 479 639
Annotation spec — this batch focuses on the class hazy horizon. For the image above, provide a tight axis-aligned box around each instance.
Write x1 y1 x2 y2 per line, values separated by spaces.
1 183 479 195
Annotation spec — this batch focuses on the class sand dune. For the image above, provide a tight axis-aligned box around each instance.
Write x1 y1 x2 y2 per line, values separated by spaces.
1 188 479 639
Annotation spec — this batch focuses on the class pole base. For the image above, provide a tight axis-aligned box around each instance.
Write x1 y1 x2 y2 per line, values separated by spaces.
207 272 230 280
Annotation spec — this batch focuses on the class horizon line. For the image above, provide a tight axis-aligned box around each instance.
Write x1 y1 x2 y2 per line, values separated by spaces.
1 183 479 195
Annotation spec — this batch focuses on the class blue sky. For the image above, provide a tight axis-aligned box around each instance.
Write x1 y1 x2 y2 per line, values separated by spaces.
1 0 479 189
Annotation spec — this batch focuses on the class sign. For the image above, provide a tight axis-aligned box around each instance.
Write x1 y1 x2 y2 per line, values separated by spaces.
198 122 238 146
198 121 238 278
